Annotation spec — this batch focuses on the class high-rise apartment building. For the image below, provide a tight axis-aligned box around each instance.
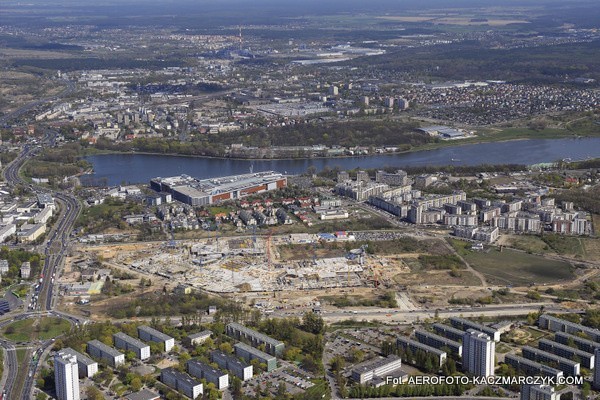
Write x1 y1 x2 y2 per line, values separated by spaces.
54 353 80 400
462 329 495 377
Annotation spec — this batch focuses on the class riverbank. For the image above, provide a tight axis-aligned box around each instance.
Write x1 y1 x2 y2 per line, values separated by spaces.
81 126 600 162
82 137 600 186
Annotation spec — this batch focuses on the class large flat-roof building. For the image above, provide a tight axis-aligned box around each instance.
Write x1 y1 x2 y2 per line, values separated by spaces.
594 348 600 390
234 342 277 372
187 330 212 347
350 355 402 384
138 326 175 352
504 354 563 379
462 330 495 377
538 338 594 369
59 348 99 378
520 384 560 400
87 340 125 367
187 360 229 390
396 336 447 367
150 172 287 206
415 330 462 357
554 332 600 354
54 352 80 400
539 314 600 341
226 322 284 356
521 346 580 376
211 350 253 381
161 367 203 399
113 333 150 360
432 323 466 343
450 317 501 342
125 389 160 400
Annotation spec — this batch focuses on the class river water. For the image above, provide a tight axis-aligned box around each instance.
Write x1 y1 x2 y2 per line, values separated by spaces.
83 138 600 186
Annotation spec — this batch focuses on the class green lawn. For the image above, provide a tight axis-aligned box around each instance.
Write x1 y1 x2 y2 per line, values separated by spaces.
2 317 71 342
16 348 27 363
38 317 72 340
464 248 574 286
503 235 554 255
541 234 585 256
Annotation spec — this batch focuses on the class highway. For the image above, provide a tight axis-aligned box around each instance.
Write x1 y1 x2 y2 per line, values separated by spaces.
0 79 75 126
0 131 83 399
272 302 577 323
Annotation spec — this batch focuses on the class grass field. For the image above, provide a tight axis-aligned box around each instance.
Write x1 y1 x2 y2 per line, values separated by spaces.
540 234 585 256
16 348 27 363
502 235 554 254
582 237 600 262
464 248 574 286
1 317 71 342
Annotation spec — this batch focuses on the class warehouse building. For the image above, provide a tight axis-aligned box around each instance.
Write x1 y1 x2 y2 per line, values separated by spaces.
211 350 253 381
226 322 284 356
161 367 203 399
87 340 125 367
234 342 277 372
113 332 151 360
187 360 229 390
59 347 99 378
138 326 175 352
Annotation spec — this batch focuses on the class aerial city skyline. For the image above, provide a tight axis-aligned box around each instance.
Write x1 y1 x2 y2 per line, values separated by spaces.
0 0 600 399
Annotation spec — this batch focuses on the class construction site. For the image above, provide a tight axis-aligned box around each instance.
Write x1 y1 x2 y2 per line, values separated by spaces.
72 233 377 294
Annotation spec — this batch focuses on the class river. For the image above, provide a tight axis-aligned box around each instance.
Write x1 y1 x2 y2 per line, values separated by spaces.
83 137 600 186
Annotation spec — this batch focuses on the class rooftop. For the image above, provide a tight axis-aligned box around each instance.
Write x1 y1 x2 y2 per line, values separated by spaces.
234 342 275 360
227 322 284 348
125 389 160 400
153 171 286 197
162 367 203 388
351 355 401 375
138 325 173 341
189 330 212 340
88 339 124 358
113 332 149 350
59 347 97 366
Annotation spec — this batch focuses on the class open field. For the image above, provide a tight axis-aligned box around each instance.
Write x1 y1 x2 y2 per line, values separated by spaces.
464 248 574 286
500 235 554 255
278 244 346 262
582 237 600 262
541 234 585 257
378 15 529 26
1 317 71 342
393 269 482 287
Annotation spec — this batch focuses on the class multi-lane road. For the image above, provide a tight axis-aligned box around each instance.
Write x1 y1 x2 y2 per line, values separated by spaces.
0 132 83 399
0 79 75 126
